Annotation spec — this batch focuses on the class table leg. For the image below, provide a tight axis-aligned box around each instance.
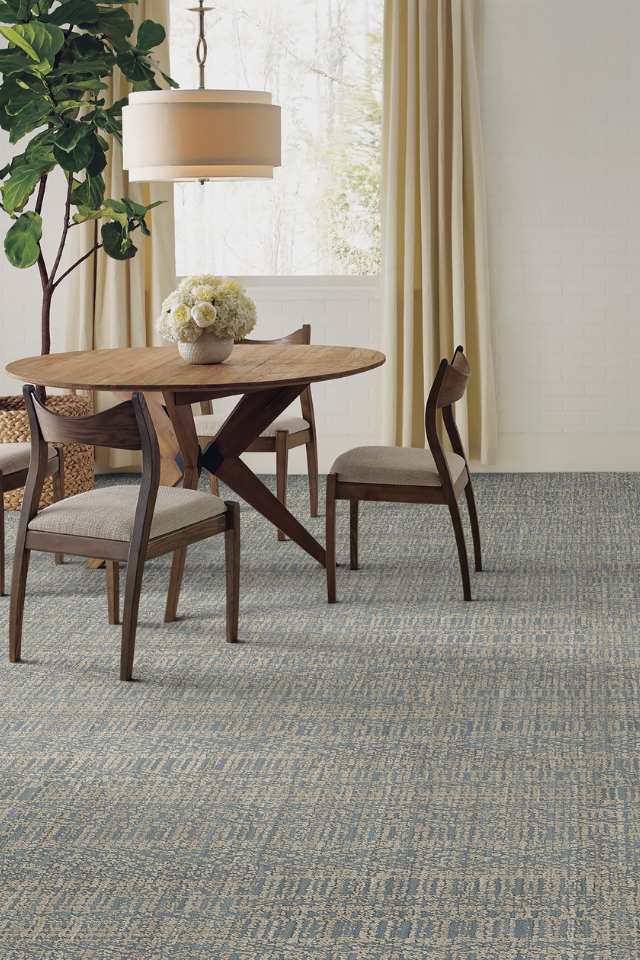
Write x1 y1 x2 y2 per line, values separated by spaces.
200 386 327 567
216 457 325 565
162 392 202 621
144 392 184 488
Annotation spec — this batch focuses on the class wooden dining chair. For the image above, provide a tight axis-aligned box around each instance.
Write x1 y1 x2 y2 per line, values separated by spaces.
0 441 64 596
193 324 319 540
325 346 482 602
9 386 240 681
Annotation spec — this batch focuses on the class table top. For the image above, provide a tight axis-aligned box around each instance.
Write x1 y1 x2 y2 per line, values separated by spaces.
6 343 385 394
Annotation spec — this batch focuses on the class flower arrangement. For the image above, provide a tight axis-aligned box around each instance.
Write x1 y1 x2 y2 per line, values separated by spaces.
158 275 257 344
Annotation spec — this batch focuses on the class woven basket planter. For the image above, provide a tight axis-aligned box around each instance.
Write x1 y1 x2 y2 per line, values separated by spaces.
0 394 95 510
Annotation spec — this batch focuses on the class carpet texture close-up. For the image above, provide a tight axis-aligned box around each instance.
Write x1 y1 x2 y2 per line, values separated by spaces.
1 473 639 959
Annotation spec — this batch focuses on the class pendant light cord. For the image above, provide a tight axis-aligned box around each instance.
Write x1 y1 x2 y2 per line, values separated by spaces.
189 1 213 90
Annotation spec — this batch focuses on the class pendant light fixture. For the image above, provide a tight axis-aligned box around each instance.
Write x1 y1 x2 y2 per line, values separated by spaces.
122 2 281 183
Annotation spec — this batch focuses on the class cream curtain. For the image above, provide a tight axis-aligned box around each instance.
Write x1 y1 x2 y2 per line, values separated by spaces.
66 0 176 470
382 0 496 463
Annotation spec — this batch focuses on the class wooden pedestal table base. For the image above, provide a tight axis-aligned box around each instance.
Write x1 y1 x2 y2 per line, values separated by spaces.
162 384 326 621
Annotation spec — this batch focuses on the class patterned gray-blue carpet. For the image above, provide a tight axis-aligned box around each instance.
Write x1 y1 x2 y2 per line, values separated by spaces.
1 473 639 959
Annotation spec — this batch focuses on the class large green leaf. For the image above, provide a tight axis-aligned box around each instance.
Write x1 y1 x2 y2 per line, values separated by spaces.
55 118 87 151
0 25 39 61
55 97 88 115
71 204 103 224
115 50 153 83
0 0 39 19
53 130 95 171
84 6 134 47
47 0 101 27
121 198 146 218
160 69 179 90
131 76 160 93
92 97 126 139
0 23 65 75
2 163 40 213
15 22 64 63
68 33 105 60
0 48 38 76
7 94 52 142
51 77 106 95
3 80 46 118
136 20 165 51
53 57 114 78
101 219 136 260
71 171 104 209
101 199 129 229
24 128 55 164
4 210 42 268
86 138 106 175
72 199 127 229
0 130 53 179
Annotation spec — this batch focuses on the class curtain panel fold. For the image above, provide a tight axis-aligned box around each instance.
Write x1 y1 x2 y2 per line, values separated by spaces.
66 0 176 470
382 0 496 463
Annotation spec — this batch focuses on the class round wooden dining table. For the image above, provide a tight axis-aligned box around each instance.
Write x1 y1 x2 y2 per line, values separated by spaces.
7 342 385 617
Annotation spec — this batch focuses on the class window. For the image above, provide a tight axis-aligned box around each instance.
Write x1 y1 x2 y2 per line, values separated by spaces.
170 0 383 277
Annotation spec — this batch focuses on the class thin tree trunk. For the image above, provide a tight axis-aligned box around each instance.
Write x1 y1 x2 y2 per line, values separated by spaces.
41 286 52 356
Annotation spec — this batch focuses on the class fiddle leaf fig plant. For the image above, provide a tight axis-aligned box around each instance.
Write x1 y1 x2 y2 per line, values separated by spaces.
0 0 177 354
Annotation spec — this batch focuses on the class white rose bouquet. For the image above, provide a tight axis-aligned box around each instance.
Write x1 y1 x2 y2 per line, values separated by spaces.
158 275 257 344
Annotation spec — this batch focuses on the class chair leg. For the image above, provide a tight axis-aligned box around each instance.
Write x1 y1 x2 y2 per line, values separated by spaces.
350 499 359 571
448 499 472 601
52 457 64 565
9 546 30 663
164 547 186 623
464 479 482 572
305 438 319 517
275 430 289 541
209 473 220 497
0 490 5 597
106 561 120 625
120 553 146 681
326 474 337 603
224 501 240 643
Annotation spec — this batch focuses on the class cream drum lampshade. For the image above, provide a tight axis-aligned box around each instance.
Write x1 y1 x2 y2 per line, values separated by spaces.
122 89 281 182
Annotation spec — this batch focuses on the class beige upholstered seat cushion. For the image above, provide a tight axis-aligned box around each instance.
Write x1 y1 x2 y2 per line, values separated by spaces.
0 443 56 476
330 446 467 487
29 484 227 542
194 413 309 439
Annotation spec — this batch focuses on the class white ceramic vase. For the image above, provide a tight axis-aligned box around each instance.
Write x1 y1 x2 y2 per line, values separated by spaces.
178 333 234 365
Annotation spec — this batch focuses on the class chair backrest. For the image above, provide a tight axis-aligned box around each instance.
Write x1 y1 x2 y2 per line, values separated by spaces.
424 346 471 492
21 386 161 542
27 390 149 451
201 324 316 426
240 323 311 346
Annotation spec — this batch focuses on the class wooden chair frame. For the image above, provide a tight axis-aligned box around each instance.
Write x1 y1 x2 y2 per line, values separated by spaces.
198 324 319 540
326 346 482 603
0 445 64 596
9 386 240 681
